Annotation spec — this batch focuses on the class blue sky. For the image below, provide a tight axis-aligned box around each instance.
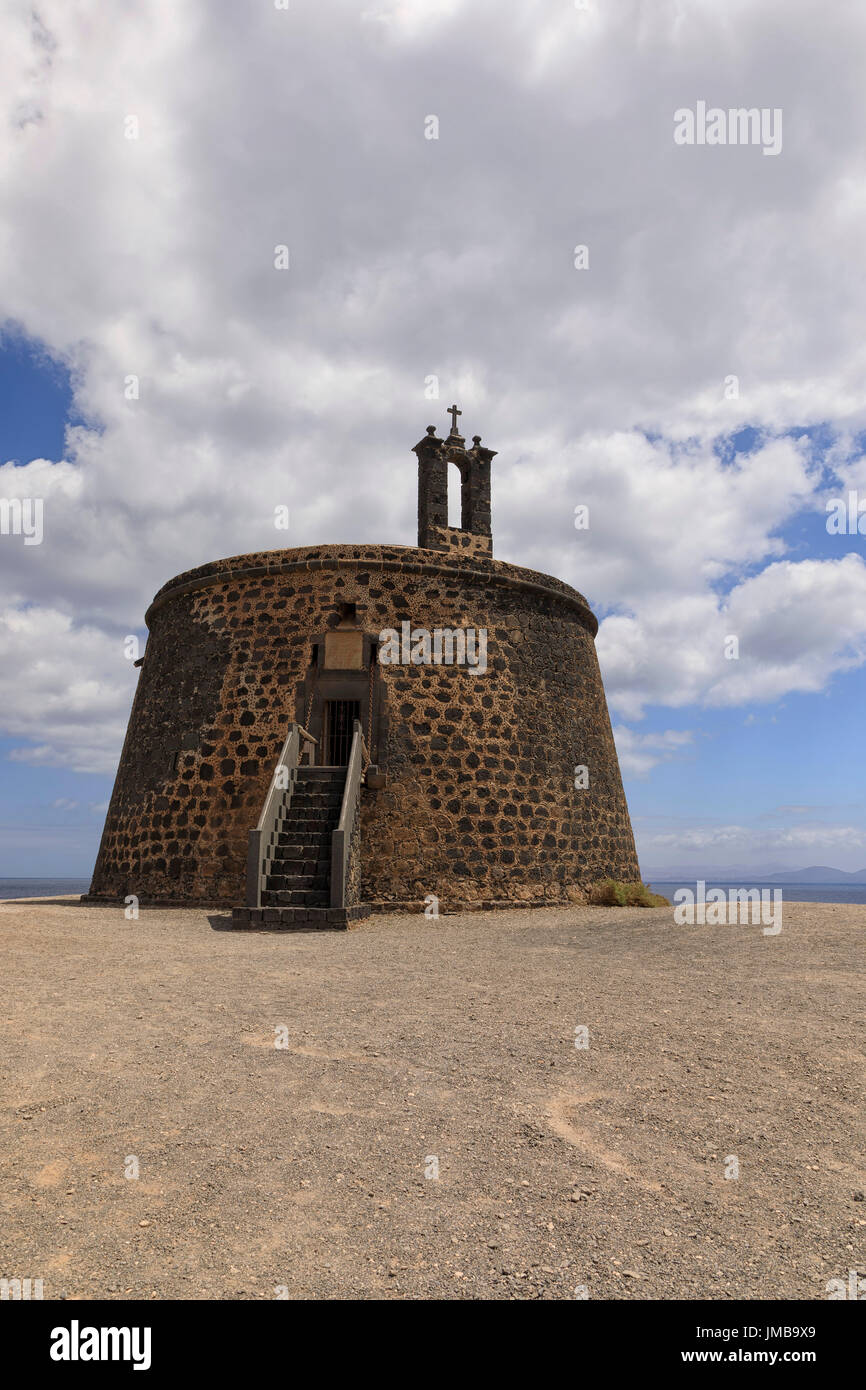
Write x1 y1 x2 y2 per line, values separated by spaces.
0 333 73 463
0 338 110 873
2 0 866 880
0 343 116 873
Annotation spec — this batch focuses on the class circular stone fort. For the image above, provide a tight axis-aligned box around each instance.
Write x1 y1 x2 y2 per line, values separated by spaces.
86 410 640 925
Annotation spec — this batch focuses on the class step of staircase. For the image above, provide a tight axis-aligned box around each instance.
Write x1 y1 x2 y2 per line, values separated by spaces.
274 837 332 855
292 800 341 811
291 795 346 806
269 856 331 875
265 873 329 892
262 888 330 907
232 904 371 930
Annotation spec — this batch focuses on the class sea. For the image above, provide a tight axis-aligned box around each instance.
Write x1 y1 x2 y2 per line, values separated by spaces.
0 878 90 900
647 880 866 906
2 878 864 906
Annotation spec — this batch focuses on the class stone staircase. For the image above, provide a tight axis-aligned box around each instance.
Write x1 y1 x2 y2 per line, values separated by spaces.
232 767 369 929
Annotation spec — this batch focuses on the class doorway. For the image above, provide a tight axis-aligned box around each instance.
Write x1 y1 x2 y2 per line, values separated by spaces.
324 699 360 766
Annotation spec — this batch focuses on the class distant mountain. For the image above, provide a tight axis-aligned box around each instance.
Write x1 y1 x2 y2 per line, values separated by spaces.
764 866 866 884
643 865 866 884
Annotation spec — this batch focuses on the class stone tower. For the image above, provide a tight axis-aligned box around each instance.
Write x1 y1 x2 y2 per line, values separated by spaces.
86 410 640 922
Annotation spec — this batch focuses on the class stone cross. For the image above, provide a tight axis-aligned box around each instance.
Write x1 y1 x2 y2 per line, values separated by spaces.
447 403 462 434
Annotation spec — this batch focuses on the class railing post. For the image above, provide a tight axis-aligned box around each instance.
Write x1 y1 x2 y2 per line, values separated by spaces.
330 828 345 909
246 829 262 908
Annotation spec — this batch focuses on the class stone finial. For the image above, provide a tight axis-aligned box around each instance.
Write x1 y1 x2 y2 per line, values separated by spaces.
414 425 443 452
468 433 497 464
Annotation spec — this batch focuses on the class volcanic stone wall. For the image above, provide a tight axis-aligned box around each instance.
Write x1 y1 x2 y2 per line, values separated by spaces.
87 544 639 909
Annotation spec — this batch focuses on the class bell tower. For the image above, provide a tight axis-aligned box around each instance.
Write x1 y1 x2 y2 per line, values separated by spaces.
413 406 497 558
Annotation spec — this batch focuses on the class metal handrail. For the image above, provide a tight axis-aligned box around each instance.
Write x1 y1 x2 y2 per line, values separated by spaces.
330 719 368 909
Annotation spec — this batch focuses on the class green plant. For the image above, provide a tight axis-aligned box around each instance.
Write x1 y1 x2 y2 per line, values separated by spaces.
587 879 669 908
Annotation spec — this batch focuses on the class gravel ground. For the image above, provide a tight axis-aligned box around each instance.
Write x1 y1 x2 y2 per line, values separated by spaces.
0 896 863 1301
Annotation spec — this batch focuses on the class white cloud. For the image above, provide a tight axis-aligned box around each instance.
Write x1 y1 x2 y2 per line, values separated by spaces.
1 0 866 771
613 725 694 777
640 820 866 876
0 605 134 774
599 553 866 719
646 824 866 854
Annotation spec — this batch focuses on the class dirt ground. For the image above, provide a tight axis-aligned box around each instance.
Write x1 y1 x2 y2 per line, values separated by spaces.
0 896 863 1301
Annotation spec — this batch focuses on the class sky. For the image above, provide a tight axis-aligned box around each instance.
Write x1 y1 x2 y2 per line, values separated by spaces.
0 0 865 878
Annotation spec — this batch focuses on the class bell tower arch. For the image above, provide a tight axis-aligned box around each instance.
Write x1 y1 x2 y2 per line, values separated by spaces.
413 407 497 558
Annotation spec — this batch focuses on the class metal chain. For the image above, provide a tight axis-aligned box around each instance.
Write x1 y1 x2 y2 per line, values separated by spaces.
301 667 316 765
364 650 375 773
304 669 315 731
